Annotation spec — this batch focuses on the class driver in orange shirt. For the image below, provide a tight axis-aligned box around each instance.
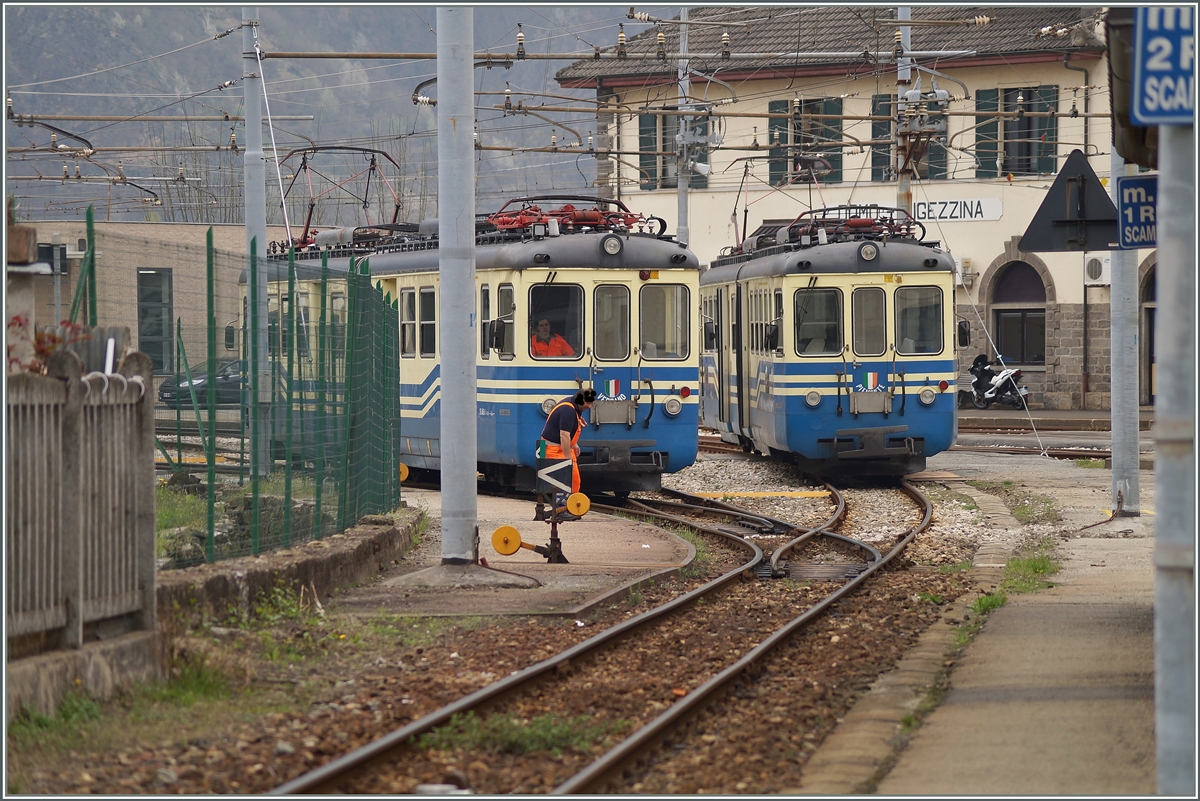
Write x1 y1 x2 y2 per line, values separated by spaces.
530 318 575 357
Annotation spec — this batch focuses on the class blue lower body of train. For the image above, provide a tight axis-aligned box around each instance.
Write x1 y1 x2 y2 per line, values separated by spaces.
400 363 700 494
700 355 957 476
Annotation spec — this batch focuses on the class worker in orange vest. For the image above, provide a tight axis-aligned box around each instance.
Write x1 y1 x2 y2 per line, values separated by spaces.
538 388 595 517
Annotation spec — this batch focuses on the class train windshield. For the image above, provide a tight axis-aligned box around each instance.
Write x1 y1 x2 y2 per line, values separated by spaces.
852 287 887 356
639 285 690 359
593 285 630 360
895 286 944 355
529 284 583 359
794 288 842 355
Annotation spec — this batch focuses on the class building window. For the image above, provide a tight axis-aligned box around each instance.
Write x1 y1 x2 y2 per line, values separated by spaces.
992 261 1046 364
137 269 172 373
638 112 708 191
418 286 436 357
871 94 946 182
768 98 843 185
975 86 1058 177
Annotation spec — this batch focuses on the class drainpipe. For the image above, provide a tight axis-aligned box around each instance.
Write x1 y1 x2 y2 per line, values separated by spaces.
1063 54 1090 408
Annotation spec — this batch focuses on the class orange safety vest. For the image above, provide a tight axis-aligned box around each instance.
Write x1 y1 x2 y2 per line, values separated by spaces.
540 400 583 494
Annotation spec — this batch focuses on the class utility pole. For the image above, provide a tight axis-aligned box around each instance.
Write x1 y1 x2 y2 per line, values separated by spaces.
243 7 269 475
895 7 912 213
1108 149 1139 517
675 7 690 245
436 6 478 566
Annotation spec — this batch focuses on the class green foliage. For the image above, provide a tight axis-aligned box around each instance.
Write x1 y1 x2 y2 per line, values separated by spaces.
417 711 627 756
625 586 644 606
970 592 1007 615
937 561 972 574
151 654 231 705
668 523 712 578
1002 548 1060 594
1074 458 1107 469
917 592 944 605
155 485 206 533
8 690 101 739
967 480 1060 524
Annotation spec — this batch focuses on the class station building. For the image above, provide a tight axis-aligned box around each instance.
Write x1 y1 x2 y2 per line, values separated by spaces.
556 6 1158 410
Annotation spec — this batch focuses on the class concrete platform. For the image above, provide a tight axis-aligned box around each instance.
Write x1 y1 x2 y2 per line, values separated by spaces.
328 489 695 618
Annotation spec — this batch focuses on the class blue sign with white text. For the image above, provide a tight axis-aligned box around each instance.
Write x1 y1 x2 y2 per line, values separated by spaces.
1132 6 1195 125
1116 175 1157 249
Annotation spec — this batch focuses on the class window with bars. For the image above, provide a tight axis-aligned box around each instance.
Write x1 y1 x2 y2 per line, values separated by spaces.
768 98 843 185
975 86 1058 177
870 94 947 182
638 113 708 191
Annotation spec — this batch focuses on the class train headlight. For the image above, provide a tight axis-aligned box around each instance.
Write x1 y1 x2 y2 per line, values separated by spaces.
919 387 937 406
601 234 623 255
859 243 878 261
805 390 821 407
663 397 683 416
541 398 558 415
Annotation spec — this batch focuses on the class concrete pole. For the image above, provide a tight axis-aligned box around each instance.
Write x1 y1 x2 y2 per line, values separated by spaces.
1108 149 1138 515
895 7 912 214
675 7 690 245
243 7 270 475
1153 122 1195 796
436 7 477 565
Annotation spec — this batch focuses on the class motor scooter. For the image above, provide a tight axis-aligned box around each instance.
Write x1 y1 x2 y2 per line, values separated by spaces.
969 354 1030 409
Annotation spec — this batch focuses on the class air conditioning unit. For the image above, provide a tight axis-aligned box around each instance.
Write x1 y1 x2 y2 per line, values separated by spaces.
953 257 975 287
1083 252 1111 286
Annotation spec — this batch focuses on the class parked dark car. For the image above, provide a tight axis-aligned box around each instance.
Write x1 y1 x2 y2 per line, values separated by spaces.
157 360 244 407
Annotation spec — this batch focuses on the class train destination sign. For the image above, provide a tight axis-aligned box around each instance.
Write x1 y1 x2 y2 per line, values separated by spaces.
1116 174 1158 249
1132 6 1195 125
911 198 1002 222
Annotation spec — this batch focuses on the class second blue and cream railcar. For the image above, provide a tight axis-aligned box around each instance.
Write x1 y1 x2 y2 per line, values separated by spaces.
699 205 958 476
298 196 702 494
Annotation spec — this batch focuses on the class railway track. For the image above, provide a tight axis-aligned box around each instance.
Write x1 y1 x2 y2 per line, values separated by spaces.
700 433 1119 462
270 480 931 794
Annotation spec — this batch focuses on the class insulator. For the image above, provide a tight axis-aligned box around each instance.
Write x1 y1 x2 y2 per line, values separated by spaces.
1056 28 1069 37
974 15 991 26
551 131 557 148
414 95 436 106
516 23 526 60
74 164 81 179
770 128 777 145
1070 99 1078 118
1040 25 1054 36
633 11 652 23
792 96 800 114
6 96 12 119
178 164 185 179
894 29 903 44
504 87 512 111
721 30 730 59
751 126 759 149
657 30 666 61
618 24 627 59
63 164 68 180
230 132 237 150
50 133 57 147
588 134 594 149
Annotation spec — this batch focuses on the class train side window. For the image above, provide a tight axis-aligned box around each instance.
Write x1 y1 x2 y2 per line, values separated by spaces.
419 287 436 357
529 284 583 359
639 284 690 359
399 289 417 358
794 287 843 356
480 284 490 360
593 285 630 360
894 286 944 355
496 284 515 359
771 289 784 353
852 287 887 357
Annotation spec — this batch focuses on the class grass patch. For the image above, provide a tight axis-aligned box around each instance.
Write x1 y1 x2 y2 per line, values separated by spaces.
254 472 318 499
1002 539 1061 594
967 480 1060 525
155 485 206 532
417 711 628 756
917 592 944 605
666 523 712 578
937 561 972 574
1075 458 1107 469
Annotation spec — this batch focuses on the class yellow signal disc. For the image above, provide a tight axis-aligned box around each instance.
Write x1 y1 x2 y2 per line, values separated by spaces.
491 525 523 556
399 463 410 482
566 492 590 516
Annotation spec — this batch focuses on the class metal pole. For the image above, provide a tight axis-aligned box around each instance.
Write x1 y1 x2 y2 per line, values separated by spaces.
1154 122 1195 796
243 7 270 476
895 7 913 214
1108 149 1139 515
437 6 478 565
675 7 690 245
51 233 62 323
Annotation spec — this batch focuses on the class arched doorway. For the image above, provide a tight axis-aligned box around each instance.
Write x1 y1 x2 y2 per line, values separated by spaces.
1141 264 1156 405
991 261 1047 364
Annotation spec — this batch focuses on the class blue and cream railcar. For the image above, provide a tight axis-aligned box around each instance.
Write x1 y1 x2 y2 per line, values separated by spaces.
699 205 957 476
314 196 702 494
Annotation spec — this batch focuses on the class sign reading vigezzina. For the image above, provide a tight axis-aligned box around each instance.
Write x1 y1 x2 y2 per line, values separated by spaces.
911 198 1002 222
1132 6 1195 125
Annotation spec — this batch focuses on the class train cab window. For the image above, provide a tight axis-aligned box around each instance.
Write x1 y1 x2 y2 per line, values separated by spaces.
400 289 417 358
852 287 887 356
794 287 843 356
593 285 630 360
419 286 436 357
497 284 515 358
529 284 583 359
770 290 784 352
639 284 690 359
895 286 944 355
480 284 490 360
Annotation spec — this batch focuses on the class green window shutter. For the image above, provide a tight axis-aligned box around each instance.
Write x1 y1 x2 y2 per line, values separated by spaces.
1033 85 1058 174
975 88 999 178
821 97 842 183
689 117 709 189
768 100 789 186
639 113 658 190
871 94 892 182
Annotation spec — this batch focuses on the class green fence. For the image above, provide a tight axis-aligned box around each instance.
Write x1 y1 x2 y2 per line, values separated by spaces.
54 213 402 568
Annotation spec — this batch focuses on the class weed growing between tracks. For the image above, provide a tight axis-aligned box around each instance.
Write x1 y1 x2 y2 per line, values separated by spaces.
967 480 1061 524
